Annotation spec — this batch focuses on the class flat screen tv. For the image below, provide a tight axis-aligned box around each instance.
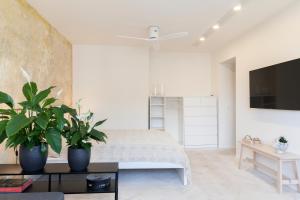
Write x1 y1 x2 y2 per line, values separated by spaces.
250 58 300 110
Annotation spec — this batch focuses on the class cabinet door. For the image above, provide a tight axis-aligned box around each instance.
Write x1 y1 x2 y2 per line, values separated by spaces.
184 135 217 146
183 97 218 147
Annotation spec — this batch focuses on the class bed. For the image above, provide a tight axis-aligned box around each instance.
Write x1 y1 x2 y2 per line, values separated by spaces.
48 129 191 185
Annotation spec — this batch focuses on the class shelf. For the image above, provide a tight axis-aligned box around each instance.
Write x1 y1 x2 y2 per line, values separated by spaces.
25 177 116 194
150 116 164 118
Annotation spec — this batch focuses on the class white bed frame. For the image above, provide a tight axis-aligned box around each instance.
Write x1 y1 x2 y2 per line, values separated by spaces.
119 162 187 185
47 158 188 185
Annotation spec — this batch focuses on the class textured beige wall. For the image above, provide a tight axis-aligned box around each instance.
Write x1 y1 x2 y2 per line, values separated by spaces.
0 0 72 163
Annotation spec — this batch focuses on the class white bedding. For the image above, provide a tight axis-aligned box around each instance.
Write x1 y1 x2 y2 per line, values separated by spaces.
51 129 192 184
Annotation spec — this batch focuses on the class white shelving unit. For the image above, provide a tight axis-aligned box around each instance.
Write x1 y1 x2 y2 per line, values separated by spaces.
149 96 166 130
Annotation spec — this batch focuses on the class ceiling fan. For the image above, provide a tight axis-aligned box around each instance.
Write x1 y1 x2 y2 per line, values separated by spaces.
117 26 188 49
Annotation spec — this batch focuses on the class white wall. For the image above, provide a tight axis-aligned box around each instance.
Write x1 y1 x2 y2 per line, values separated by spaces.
213 1 300 154
73 45 149 129
150 51 212 97
73 46 213 130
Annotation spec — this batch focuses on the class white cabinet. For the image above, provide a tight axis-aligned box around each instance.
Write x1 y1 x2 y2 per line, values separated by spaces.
149 96 218 148
183 97 218 148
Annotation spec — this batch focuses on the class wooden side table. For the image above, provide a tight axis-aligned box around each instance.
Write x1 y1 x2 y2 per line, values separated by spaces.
239 141 300 193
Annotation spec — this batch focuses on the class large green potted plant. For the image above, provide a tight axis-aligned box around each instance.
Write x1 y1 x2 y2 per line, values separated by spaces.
0 82 64 171
61 101 107 171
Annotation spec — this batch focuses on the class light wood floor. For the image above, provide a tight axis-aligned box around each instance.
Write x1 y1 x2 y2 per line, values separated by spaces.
66 149 300 200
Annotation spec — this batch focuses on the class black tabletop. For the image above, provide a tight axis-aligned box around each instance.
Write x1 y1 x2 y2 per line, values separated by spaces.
0 162 119 175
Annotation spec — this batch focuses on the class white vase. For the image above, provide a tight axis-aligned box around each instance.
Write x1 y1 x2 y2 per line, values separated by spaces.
276 142 288 154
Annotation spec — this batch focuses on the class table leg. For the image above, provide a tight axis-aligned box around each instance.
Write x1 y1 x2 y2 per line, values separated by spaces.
277 160 282 193
253 151 257 170
48 174 52 192
59 173 62 184
115 172 119 200
294 161 300 192
239 144 244 169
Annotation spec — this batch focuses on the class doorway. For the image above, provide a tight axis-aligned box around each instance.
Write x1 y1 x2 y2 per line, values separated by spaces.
218 58 236 149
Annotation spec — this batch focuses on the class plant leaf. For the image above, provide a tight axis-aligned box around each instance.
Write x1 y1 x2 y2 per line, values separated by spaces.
6 114 34 137
32 86 55 105
92 119 107 129
61 104 77 118
52 107 64 131
45 128 62 154
89 129 107 142
42 98 56 108
35 112 49 130
0 91 14 108
5 134 27 149
22 82 37 101
0 120 8 144
71 132 81 146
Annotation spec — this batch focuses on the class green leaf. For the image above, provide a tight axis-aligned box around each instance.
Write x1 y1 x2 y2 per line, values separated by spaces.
0 132 6 144
61 104 77 118
35 112 49 130
42 98 56 108
5 134 27 149
89 129 107 142
92 119 107 129
32 86 55 105
6 114 34 137
45 128 62 154
52 107 64 131
22 82 37 101
0 91 14 108
71 118 78 129
81 142 92 150
0 120 8 144
71 132 81 145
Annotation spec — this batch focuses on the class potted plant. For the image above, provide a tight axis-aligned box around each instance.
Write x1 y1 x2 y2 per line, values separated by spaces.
275 136 288 154
61 101 107 171
0 81 65 171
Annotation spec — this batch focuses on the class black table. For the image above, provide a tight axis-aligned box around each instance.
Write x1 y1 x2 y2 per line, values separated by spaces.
0 163 119 200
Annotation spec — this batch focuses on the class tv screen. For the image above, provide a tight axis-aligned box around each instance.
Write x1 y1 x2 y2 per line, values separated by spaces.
250 58 300 110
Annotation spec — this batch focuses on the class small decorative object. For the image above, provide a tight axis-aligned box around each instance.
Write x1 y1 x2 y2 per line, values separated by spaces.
61 100 107 171
86 174 111 191
242 135 261 144
252 137 262 144
0 68 65 172
275 136 288 154
243 135 253 143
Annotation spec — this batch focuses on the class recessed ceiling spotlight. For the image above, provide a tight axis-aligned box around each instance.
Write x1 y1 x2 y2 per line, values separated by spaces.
213 24 220 30
199 37 205 41
233 4 242 11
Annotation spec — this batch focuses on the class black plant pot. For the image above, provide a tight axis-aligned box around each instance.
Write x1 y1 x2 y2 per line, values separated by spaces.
19 145 48 172
68 148 91 171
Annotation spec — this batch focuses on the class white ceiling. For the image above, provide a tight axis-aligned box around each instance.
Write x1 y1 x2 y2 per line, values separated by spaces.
27 0 297 52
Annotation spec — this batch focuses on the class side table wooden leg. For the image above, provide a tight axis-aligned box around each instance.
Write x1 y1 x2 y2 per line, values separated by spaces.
239 144 244 169
277 160 283 193
253 152 257 170
294 161 300 192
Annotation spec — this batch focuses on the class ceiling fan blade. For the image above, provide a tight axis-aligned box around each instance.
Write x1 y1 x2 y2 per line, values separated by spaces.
117 35 150 41
159 32 189 41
